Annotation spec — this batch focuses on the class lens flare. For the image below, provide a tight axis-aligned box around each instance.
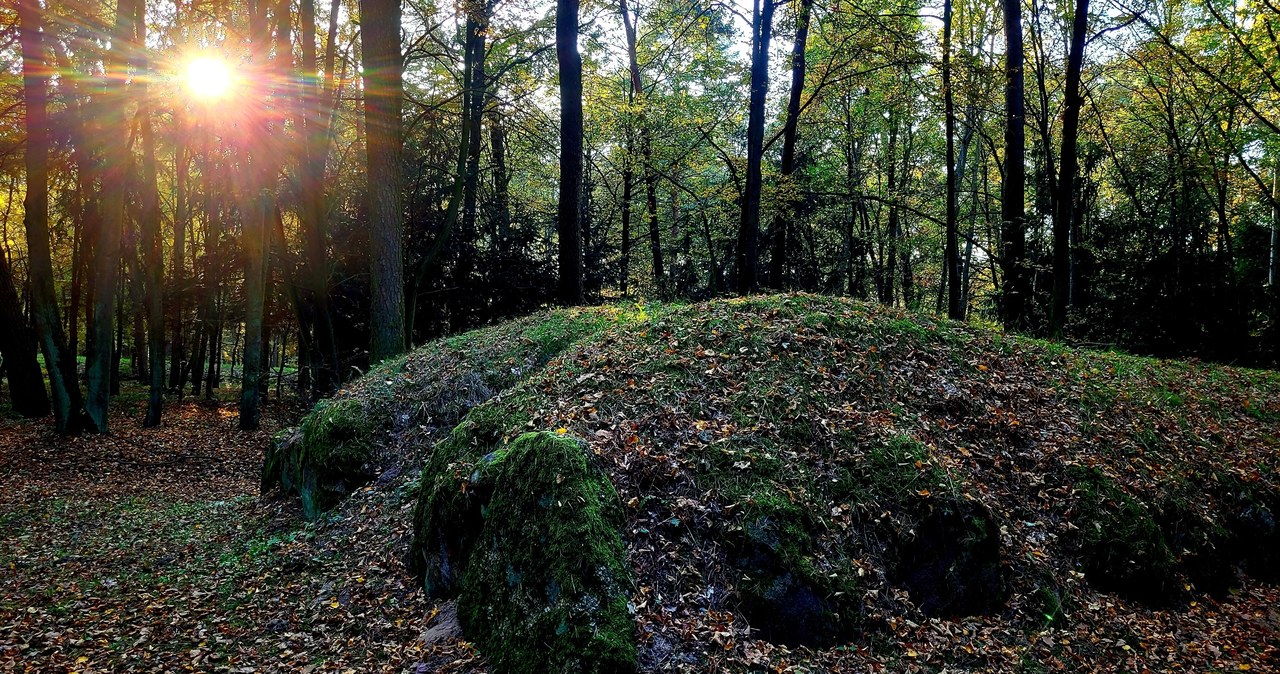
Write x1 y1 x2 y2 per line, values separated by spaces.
185 56 234 100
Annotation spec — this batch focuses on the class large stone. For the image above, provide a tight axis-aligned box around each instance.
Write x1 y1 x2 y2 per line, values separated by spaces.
413 431 637 674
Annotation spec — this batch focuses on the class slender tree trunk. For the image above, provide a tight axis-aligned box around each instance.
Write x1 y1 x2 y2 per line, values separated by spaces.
458 9 489 299
239 0 277 430
135 1 165 427
767 0 813 290
556 0 585 305
84 0 136 432
882 121 899 305
23 4 86 430
170 128 188 391
735 0 776 295
1001 0 1029 331
297 0 342 394
1050 0 1089 337
619 124 635 295
942 0 963 320
488 103 512 249
360 0 407 360
1270 161 1278 288
619 0 665 293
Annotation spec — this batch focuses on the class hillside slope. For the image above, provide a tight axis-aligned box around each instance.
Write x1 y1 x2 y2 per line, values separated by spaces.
269 293 1280 673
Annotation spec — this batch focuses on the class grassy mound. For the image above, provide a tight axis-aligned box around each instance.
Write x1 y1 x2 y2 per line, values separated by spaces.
261 306 640 517
281 294 1280 671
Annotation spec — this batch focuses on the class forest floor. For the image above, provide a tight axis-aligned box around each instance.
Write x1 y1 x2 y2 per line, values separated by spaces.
0 390 484 673
3 294 1280 673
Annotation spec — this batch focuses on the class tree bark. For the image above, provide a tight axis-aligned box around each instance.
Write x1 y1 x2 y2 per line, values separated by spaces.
767 0 813 290
488 103 511 250
360 0 407 360
135 0 165 427
1000 0 1029 331
170 127 188 392
942 0 963 320
85 0 138 432
239 0 277 430
735 0 776 295
13 2 62 421
297 0 342 393
459 8 490 299
1270 160 1278 288
556 0 585 305
619 0 665 293
1050 0 1089 338
0 246 49 417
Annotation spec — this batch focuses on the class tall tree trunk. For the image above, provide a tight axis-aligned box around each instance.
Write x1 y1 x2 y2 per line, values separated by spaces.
619 125 635 295
85 0 137 432
1050 0 1089 338
360 0 407 360
1001 0 1029 331
735 0 776 295
170 128 188 391
942 0 963 320
556 0 584 305
0 247 49 417
882 121 899 305
458 8 489 302
135 1 165 427
297 0 342 393
767 0 813 290
487 103 511 250
619 0 665 293
239 0 277 430
1270 160 1278 288
20 0 84 433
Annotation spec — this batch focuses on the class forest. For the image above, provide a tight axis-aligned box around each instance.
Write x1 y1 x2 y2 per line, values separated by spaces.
2 0 1280 671
0 0 1276 433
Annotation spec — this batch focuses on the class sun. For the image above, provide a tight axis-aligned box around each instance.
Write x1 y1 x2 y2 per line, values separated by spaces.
184 56 234 101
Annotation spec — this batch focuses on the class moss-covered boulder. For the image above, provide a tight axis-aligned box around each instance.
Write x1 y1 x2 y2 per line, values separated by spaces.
1070 466 1179 604
262 398 375 518
728 492 852 646
892 498 1006 617
1222 481 1280 583
414 431 636 674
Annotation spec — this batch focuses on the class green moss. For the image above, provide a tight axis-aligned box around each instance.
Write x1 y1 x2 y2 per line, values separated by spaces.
1070 466 1177 603
410 399 533 595
262 398 375 519
457 432 635 674
413 425 635 673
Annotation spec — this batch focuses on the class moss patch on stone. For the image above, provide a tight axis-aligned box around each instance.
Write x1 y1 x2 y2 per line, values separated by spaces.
1070 466 1178 604
413 428 636 674
262 398 375 518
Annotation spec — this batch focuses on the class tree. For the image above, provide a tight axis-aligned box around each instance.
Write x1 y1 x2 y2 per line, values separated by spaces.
1050 0 1089 338
942 0 963 320
556 0 585 305
19 0 87 433
767 0 814 290
1000 0 1028 330
296 0 344 393
735 0 777 295
135 0 166 427
361 0 407 360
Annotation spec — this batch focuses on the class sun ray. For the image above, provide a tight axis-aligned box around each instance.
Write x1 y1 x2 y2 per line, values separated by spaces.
184 56 234 101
